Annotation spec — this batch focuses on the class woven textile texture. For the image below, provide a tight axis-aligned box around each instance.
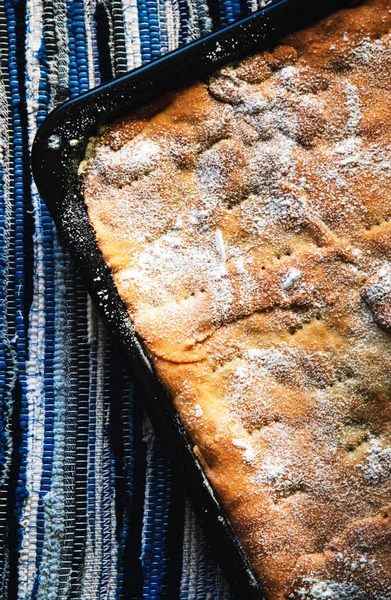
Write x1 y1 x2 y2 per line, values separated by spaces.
0 0 277 597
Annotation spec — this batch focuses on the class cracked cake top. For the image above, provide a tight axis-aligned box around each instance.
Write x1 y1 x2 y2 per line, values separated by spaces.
81 1 391 598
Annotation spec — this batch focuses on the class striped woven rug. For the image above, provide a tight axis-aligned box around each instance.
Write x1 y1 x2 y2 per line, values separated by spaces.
0 0 277 598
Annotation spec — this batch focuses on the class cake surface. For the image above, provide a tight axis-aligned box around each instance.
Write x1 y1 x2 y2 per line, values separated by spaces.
81 1 391 597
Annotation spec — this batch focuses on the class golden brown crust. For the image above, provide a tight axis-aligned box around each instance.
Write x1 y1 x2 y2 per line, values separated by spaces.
82 1 391 597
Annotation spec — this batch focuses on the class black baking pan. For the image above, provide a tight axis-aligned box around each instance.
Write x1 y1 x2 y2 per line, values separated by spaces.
32 0 350 597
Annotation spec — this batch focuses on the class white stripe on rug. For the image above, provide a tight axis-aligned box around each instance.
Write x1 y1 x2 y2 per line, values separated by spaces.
34 3 70 595
18 0 46 597
121 0 142 70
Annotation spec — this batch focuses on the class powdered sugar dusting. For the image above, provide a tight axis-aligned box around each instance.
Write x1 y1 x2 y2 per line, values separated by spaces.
297 579 363 600
215 228 227 270
232 438 255 463
360 437 391 485
94 138 161 183
344 82 362 136
363 265 391 305
281 267 302 291
194 404 203 418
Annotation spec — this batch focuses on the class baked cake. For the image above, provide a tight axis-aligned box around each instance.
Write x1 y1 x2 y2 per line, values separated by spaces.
81 1 391 597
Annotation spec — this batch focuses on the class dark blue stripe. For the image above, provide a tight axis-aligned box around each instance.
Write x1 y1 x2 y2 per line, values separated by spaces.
114 378 134 598
178 0 190 46
100 345 115 594
223 0 242 24
110 0 128 76
87 326 98 552
65 4 90 596
1 2 27 594
141 438 173 600
67 0 90 97
0 159 7 486
30 13 57 593
138 0 162 63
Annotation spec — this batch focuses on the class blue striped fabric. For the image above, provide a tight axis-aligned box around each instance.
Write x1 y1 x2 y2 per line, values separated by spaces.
0 0 278 597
